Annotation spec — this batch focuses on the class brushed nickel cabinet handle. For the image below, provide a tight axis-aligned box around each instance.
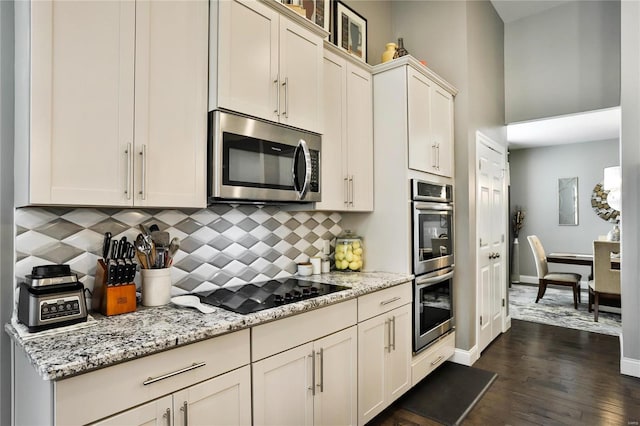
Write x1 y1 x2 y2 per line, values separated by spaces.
380 296 401 306
125 143 132 200
349 176 354 206
344 177 349 205
163 408 171 426
431 355 444 366
139 144 147 200
384 319 390 353
282 77 289 118
143 362 206 386
391 316 396 351
319 347 324 393
274 76 280 116
308 350 316 396
180 401 188 425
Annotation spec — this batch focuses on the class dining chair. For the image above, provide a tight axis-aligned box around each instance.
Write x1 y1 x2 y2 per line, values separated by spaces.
526 235 582 309
589 240 621 322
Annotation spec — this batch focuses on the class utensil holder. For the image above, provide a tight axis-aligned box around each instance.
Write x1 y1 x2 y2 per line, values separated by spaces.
93 260 137 316
141 268 172 307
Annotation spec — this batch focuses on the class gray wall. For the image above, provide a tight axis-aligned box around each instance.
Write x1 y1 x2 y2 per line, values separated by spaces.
389 0 505 352
0 0 13 424
509 140 620 278
505 0 621 123
620 0 640 373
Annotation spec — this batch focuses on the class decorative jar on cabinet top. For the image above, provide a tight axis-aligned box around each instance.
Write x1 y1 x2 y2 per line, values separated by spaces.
381 43 397 63
334 230 364 272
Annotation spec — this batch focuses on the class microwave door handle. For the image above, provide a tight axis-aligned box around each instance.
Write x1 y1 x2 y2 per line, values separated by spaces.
415 270 454 287
293 139 312 199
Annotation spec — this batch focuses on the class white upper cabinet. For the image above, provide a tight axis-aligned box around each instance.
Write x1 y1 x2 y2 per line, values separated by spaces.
407 66 454 177
213 0 324 134
373 57 456 180
316 45 373 211
15 0 208 208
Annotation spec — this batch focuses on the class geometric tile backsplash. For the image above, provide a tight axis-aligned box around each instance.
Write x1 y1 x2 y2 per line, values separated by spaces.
15 205 342 298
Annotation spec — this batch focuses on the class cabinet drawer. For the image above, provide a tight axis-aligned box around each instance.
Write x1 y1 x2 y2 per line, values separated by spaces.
252 299 357 361
358 282 412 322
55 329 250 426
410 331 455 385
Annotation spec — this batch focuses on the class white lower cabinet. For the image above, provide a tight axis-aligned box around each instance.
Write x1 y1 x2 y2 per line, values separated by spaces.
253 326 358 426
357 303 412 425
93 365 251 426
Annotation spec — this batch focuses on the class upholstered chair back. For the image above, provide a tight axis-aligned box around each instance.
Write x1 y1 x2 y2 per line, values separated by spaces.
593 240 621 295
527 235 549 278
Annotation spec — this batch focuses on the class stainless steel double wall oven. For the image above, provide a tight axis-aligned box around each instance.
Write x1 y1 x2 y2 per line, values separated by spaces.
411 179 455 353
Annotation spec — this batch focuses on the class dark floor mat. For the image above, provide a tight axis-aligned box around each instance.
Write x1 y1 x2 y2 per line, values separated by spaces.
398 361 497 425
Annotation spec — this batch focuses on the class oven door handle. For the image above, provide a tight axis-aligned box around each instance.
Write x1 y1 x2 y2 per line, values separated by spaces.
415 270 454 287
414 202 453 212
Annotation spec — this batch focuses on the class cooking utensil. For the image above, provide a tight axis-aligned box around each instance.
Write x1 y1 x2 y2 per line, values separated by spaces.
170 295 215 314
167 237 180 267
135 233 152 270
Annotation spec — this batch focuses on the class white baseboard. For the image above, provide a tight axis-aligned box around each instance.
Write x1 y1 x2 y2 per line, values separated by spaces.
516 275 537 285
620 334 640 378
450 345 479 366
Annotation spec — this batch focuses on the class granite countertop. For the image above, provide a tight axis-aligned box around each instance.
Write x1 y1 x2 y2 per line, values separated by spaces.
5 271 412 381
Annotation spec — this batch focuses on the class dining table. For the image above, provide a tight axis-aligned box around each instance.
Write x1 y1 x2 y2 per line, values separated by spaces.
547 252 620 281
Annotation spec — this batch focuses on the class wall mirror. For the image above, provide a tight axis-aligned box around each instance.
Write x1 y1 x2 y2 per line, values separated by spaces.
559 177 579 225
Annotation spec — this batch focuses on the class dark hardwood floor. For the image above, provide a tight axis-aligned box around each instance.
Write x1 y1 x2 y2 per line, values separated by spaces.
368 319 640 426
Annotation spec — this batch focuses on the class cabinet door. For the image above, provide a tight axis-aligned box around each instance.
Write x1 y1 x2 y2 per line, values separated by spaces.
28 0 135 206
91 395 172 426
387 304 412 402
346 63 373 211
431 85 454 177
217 0 279 123
279 16 323 133
253 342 314 426
407 68 434 174
314 326 357 426
172 366 252 426
357 314 388 425
134 0 208 208
317 49 347 211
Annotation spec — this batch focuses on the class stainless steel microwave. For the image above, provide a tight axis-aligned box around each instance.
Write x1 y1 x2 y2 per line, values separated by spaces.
208 111 321 203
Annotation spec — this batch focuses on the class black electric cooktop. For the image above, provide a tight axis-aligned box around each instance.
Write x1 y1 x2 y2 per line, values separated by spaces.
194 278 350 315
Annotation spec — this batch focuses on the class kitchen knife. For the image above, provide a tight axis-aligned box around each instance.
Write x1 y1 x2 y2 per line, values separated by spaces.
118 236 128 259
102 232 112 263
108 240 118 285
126 243 136 283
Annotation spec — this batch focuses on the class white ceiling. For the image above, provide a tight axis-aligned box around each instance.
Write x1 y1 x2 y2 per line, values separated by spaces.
490 0 570 23
506 107 621 150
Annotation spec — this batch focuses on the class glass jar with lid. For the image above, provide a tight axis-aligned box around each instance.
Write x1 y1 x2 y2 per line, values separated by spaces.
334 230 364 272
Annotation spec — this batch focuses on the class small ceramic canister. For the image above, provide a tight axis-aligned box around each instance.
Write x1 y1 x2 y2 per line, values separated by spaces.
297 262 313 276
310 256 322 275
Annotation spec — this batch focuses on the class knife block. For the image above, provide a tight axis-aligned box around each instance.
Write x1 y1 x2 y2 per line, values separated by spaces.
93 260 137 316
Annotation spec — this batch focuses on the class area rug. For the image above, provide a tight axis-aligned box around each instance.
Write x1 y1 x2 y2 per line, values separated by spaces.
509 283 621 336
398 361 497 426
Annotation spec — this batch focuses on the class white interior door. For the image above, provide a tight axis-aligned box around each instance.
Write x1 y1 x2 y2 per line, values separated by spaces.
477 133 506 353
